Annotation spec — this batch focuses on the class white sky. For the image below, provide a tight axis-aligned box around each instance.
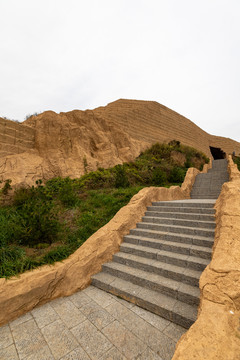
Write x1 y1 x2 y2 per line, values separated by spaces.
1 0 240 141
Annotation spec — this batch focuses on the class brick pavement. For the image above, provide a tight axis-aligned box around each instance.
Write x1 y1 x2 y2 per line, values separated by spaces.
0 286 186 360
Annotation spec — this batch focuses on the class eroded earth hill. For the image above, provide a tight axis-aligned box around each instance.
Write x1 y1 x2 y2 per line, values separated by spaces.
1 99 240 186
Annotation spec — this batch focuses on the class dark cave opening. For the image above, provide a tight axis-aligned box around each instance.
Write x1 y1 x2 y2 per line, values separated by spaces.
209 146 226 159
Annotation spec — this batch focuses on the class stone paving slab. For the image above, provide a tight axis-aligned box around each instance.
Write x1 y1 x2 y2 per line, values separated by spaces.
0 286 186 360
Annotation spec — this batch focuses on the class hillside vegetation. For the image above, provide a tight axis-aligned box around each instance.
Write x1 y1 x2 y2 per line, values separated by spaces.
233 155 240 170
0 141 209 278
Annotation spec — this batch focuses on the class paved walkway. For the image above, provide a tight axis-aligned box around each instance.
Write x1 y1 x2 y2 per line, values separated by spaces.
0 286 186 360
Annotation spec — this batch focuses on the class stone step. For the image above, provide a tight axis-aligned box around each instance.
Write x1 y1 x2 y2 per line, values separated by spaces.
123 235 212 259
196 171 228 177
190 194 220 199
190 191 221 197
191 195 219 199
194 176 228 182
147 206 215 214
207 167 228 172
151 201 214 208
145 210 215 222
210 169 228 174
193 180 225 190
191 188 222 193
92 273 197 328
191 183 224 189
192 180 226 187
193 178 227 183
211 168 228 171
126 230 214 248
113 252 201 286
136 221 215 238
120 242 210 271
212 159 227 165
198 180 227 185
191 193 219 197
195 177 228 182
191 190 222 196
191 187 223 191
101 262 200 305
142 215 215 229
207 169 228 172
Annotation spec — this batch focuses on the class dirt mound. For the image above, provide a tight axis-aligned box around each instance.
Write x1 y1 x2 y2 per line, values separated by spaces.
1 99 240 186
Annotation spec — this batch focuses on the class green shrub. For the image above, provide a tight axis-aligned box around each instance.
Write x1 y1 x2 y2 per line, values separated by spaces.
168 140 181 149
168 167 186 183
1 179 12 195
13 184 61 247
77 170 114 190
13 187 34 206
199 163 204 171
144 143 171 159
184 156 193 168
16 199 61 246
114 165 130 188
151 168 167 186
58 181 78 207
233 156 240 171
125 167 145 185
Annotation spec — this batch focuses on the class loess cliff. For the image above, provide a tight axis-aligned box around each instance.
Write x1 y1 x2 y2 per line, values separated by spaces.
1 99 240 186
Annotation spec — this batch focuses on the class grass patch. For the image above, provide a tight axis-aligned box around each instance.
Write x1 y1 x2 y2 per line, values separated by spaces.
0 141 209 278
0 186 143 278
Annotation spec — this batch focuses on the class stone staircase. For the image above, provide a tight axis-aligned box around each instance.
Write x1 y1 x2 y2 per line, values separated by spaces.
92 200 215 329
191 159 229 199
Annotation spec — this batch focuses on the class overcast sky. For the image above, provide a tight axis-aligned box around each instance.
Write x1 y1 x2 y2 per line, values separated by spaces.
1 0 240 141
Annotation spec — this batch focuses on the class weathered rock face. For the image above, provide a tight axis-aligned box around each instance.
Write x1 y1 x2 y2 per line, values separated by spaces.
0 117 35 158
1 99 240 186
172 156 240 360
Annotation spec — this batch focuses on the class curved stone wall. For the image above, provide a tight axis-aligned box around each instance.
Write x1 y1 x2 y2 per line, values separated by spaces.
172 156 240 360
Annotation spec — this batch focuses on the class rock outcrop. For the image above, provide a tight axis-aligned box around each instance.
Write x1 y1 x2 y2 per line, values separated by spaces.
1 99 240 186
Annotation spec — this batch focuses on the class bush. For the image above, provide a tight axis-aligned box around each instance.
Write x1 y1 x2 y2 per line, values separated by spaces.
233 156 240 171
184 156 193 168
151 168 167 186
25 112 40 120
114 165 130 188
168 167 186 183
58 180 78 207
77 170 114 190
16 199 60 246
13 186 34 206
144 143 171 159
1 179 12 195
168 140 181 149
13 184 61 247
